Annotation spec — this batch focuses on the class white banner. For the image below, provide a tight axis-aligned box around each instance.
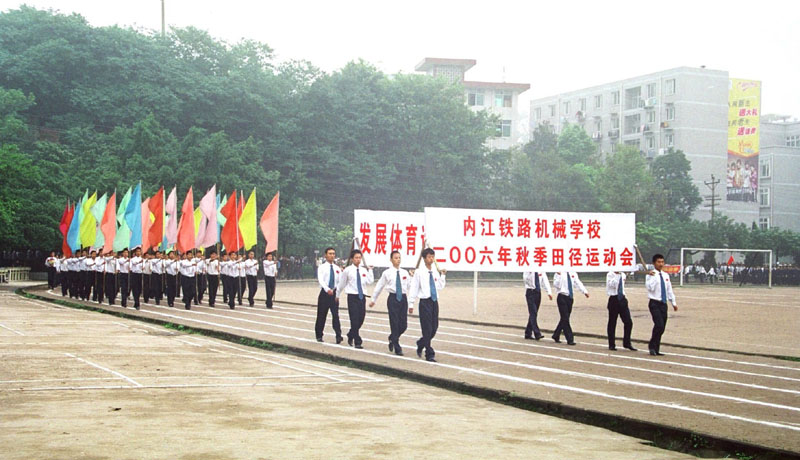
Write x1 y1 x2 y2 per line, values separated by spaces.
423 207 636 272
353 210 425 268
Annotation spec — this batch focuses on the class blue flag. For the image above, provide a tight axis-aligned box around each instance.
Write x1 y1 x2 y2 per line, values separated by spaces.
125 183 143 249
67 191 87 251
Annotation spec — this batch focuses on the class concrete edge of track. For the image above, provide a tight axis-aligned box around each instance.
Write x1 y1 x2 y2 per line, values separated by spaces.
15 285 800 460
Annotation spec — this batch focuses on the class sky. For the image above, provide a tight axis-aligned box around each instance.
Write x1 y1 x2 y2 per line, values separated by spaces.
2 0 799 125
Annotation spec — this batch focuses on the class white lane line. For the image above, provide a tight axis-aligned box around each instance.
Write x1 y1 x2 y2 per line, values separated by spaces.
0 323 25 336
0 377 121 383
203 347 349 383
207 302 800 385
103 303 800 430
1 380 379 392
64 353 142 387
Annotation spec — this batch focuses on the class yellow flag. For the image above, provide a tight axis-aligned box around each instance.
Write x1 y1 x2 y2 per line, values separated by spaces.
194 207 203 239
79 192 98 248
238 188 257 250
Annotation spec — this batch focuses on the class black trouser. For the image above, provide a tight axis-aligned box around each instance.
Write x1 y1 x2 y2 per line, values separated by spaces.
119 274 129 307
315 289 341 340
130 272 142 308
347 294 367 346
417 298 439 360
47 267 55 288
208 275 219 306
181 275 195 309
84 271 93 300
221 274 229 302
105 273 116 304
238 277 245 304
553 294 574 343
524 288 543 339
94 272 104 303
166 274 178 306
142 273 150 302
60 272 69 296
264 276 276 308
607 295 633 348
150 273 163 303
648 299 668 353
387 294 408 349
68 271 78 298
246 275 257 306
197 274 207 303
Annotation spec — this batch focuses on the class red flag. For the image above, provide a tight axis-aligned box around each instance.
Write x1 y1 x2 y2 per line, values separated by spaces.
220 190 241 252
60 202 74 257
727 255 735 265
259 192 279 253
141 197 152 253
176 187 195 253
101 192 116 254
148 186 164 250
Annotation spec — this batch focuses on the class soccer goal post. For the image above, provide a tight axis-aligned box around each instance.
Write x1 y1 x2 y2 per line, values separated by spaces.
679 247 773 288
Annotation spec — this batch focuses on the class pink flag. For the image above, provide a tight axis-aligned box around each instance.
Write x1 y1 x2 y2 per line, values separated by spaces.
141 197 152 253
197 185 218 248
165 187 178 248
260 192 279 253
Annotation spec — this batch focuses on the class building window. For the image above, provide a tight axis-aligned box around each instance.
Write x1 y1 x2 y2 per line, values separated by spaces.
611 116 620 129
759 159 770 178
579 98 586 111
495 119 512 137
665 79 676 95
758 187 770 207
625 87 642 110
647 83 657 98
594 95 602 109
758 217 770 230
624 114 640 134
467 90 484 106
495 91 512 108
534 107 542 120
666 104 675 121
594 119 602 133
612 91 620 105
647 110 656 123
666 133 674 147
563 101 570 114
786 135 800 147
549 104 555 117
646 136 655 150
624 139 640 149
610 142 618 153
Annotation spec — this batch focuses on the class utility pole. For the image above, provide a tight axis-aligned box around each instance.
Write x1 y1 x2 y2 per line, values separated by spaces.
704 174 720 220
161 0 166 37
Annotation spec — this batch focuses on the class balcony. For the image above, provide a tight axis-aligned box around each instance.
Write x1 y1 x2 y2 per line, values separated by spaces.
592 131 603 141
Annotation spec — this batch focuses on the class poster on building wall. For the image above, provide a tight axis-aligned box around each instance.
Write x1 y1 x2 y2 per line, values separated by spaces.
353 210 425 268
726 79 761 203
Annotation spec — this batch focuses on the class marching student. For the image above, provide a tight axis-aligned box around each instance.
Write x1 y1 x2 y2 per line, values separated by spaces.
78 250 89 300
93 250 105 303
220 253 231 305
206 251 220 307
337 249 374 349
195 252 207 305
408 248 446 362
150 251 164 305
245 250 259 307
117 249 131 307
551 270 589 345
165 251 179 308
645 254 678 356
606 271 636 351
104 251 117 305
370 250 411 355
315 247 343 343
179 252 196 310
85 251 98 301
45 251 57 289
142 252 152 304
130 247 144 310
262 252 277 309
522 271 552 340
58 253 68 296
235 253 246 306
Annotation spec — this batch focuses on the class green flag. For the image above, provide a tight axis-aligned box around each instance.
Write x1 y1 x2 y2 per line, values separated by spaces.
113 187 132 251
90 193 108 250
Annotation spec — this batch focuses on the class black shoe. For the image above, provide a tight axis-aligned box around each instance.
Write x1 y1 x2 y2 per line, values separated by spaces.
156 301 160 305
266 306 273 309
389 342 394 353
417 345 423 358
534 335 544 341
624 345 638 351
229 306 235 310
395 350 404 356
524 336 533 340
649 349 657 356
316 337 323 343
336 336 343 344
347 336 354 347
609 346 617 351
552 336 561 344
355 344 363 349
185 306 191 310
134 305 140 310
426 357 437 362
567 342 576 346
656 351 664 356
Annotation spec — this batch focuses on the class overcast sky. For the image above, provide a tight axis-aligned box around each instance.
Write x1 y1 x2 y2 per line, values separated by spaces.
3 0 799 123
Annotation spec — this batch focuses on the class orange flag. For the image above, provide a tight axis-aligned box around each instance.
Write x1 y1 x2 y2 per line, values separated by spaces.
141 197 152 253
220 190 241 252
176 187 195 253
259 192 279 253
148 186 164 250
100 193 116 254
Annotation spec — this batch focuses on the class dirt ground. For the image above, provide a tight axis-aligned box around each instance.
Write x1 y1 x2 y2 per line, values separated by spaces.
0 289 704 460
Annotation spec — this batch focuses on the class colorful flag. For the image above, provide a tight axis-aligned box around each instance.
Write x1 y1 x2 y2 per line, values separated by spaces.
125 183 142 249
67 191 87 251
90 193 108 250
164 187 177 250
176 187 195 253
239 188 257 251
217 193 227 227
220 191 240 252
148 187 164 251
113 187 132 251
141 197 152 253
198 185 218 248
260 191 279 253
194 206 204 242
59 201 70 237
79 191 98 249
60 202 74 257
101 192 116 254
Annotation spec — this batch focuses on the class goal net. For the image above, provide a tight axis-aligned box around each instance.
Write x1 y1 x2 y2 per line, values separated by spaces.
679 247 773 287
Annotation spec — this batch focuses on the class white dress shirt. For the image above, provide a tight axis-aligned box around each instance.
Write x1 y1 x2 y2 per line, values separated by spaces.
522 271 552 295
236 260 246 278
244 259 259 276
206 259 220 276
263 260 277 277
165 260 179 276
606 272 627 297
372 267 411 303
646 270 677 305
117 257 130 274
78 256 87 271
55 258 63 272
104 257 116 273
46 256 57 267
151 259 164 275
408 266 446 306
552 271 588 297
179 260 196 277
317 262 342 292
130 256 144 274
94 258 105 273
337 264 374 298
85 257 96 272
220 260 231 277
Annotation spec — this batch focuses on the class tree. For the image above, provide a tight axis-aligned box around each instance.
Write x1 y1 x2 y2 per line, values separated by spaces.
599 146 659 221
650 149 702 220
